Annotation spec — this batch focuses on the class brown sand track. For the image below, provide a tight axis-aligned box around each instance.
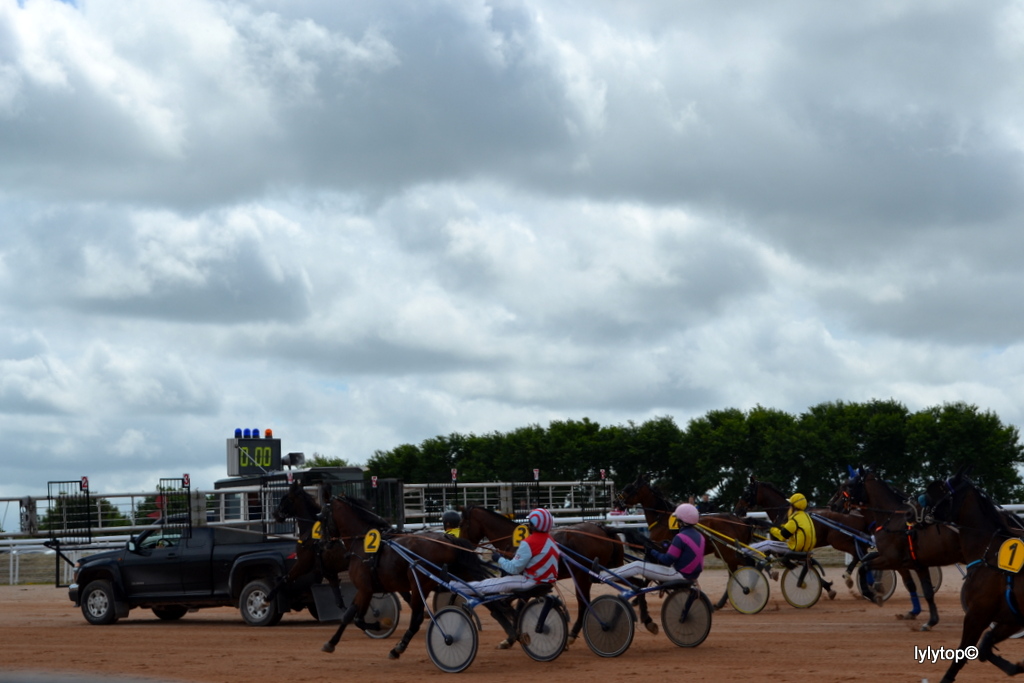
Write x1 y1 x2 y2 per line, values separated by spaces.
0 567 1002 683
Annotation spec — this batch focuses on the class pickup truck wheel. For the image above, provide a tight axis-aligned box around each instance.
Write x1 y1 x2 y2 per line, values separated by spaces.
240 579 283 627
81 580 121 625
152 605 188 621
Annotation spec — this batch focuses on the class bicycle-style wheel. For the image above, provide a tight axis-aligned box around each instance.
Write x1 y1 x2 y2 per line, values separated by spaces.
727 566 770 614
517 597 568 662
364 592 401 639
661 588 712 647
857 567 897 602
780 566 822 608
426 607 478 673
582 595 635 658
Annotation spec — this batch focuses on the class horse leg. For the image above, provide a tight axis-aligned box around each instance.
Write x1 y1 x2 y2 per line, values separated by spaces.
484 599 519 648
322 602 359 653
568 574 587 643
636 594 657 632
842 553 862 591
328 576 346 609
388 596 425 660
978 622 1024 674
893 569 923 622
938 609 1001 683
916 569 939 631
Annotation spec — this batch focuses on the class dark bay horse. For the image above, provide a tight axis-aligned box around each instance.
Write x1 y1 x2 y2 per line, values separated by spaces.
925 469 1024 683
321 494 489 659
270 481 349 610
458 505 642 644
836 467 963 630
617 474 756 611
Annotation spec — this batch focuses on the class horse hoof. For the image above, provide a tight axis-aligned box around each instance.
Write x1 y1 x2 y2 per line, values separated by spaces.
896 612 918 621
496 639 512 650
388 649 401 660
919 624 932 632
644 621 659 635
828 590 837 600
518 633 531 647
321 643 335 654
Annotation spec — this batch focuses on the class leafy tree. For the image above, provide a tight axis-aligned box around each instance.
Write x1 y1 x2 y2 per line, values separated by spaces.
307 453 351 468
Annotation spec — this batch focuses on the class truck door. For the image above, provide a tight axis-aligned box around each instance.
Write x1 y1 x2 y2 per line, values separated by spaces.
120 528 185 597
179 530 213 594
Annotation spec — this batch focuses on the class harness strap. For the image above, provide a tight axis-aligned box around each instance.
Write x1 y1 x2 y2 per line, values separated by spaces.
1007 574 1024 623
905 522 918 562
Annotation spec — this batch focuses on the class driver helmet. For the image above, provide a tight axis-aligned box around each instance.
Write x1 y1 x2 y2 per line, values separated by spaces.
441 510 460 529
788 493 808 510
674 503 700 526
527 508 554 533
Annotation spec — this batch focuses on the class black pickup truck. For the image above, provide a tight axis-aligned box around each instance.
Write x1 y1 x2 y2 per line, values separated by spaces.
68 523 314 626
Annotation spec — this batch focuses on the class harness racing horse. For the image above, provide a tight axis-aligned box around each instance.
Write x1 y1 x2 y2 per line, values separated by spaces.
734 476 874 599
617 474 756 611
270 481 350 611
458 505 646 643
836 467 963 631
925 468 1024 683
321 494 489 659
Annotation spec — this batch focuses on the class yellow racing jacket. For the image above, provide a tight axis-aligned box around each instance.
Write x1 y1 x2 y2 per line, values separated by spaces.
769 508 816 552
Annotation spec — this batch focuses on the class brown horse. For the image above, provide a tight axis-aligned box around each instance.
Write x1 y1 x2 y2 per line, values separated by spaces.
321 494 489 659
925 469 1024 682
270 481 350 611
617 473 757 611
836 467 963 631
458 505 648 643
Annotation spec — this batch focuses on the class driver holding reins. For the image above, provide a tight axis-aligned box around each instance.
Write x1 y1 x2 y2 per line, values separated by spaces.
468 507 560 595
751 492 816 555
601 503 705 584
465 507 561 648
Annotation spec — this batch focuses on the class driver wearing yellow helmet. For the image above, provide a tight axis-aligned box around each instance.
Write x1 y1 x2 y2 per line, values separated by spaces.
751 492 817 554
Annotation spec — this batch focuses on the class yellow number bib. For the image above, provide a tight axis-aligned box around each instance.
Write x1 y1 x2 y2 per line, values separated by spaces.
669 515 680 530
998 538 1024 573
513 524 530 547
312 521 323 540
364 528 382 554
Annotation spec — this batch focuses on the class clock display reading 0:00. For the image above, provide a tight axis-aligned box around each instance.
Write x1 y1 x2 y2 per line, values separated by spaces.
240 445 276 468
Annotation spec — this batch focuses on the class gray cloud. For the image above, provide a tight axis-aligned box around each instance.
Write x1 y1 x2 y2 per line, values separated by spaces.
2 0 1024 497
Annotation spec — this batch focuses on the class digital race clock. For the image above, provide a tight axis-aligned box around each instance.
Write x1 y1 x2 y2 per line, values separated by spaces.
226 428 282 476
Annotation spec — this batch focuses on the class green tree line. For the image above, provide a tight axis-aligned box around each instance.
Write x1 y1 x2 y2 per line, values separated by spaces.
366 399 1024 508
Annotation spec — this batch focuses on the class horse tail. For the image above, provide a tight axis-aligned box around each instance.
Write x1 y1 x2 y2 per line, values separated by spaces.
601 524 626 567
619 527 653 558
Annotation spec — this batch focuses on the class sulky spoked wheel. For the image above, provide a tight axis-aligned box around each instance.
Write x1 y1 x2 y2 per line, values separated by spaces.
726 566 770 614
426 606 478 673
517 596 568 662
582 595 635 658
661 588 712 647
780 565 822 609
364 592 401 639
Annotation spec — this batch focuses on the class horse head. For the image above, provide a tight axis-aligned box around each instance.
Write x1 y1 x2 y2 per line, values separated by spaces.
733 476 759 516
617 473 654 509
274 481 321 524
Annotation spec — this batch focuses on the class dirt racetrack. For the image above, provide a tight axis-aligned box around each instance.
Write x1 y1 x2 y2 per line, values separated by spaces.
0 567 1006 683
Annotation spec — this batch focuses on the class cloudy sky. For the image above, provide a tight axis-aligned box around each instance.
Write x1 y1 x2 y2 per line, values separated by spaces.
2 0 1023 500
